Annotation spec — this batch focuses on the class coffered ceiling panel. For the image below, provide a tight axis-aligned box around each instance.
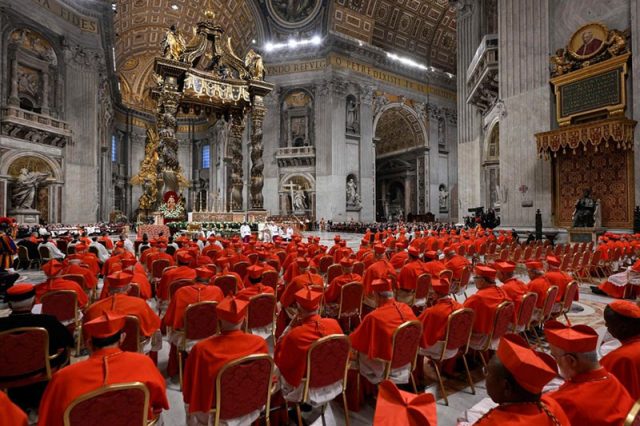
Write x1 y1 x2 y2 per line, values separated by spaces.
333 0 457 73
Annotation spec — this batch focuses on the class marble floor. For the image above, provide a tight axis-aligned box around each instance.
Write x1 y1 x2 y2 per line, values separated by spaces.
15 230 615 425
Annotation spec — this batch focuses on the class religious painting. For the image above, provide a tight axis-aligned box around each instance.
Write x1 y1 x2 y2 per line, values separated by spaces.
17 65 40 100
9 28 57 64
567 23 607 59
284 91 311 108
267 0 320 25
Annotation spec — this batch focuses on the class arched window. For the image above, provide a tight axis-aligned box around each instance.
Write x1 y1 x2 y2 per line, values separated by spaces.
201 144 210 169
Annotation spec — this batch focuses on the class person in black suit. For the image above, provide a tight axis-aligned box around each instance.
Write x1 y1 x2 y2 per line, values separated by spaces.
0 283 73 410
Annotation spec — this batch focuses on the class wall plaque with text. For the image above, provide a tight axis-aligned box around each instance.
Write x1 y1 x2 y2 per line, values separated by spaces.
560 69 621 117
551 53 629 126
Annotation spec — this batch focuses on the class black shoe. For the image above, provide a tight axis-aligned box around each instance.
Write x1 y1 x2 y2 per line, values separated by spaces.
590 286 607 295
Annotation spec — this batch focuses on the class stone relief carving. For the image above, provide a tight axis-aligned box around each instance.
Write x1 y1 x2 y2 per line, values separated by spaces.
61 39 105 71
9 29 57 64
372 93 389 116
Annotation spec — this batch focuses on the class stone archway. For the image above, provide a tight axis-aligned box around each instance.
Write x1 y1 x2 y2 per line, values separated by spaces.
373 104 426 221
279 173 315 218
0 152 63 223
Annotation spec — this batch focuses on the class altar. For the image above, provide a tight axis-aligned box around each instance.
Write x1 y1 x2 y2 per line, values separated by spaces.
128 9 274 224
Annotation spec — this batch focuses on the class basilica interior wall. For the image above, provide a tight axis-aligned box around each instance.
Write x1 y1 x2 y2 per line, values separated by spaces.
458 0 639 230
0 0 113 224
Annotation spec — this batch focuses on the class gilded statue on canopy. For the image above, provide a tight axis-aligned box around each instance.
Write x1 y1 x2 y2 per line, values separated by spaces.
161 25 186 61
130 127 161 211
244 49 265 80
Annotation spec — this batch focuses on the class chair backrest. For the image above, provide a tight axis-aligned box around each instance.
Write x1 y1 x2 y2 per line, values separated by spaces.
18 245 29 261
261 270 279 290
327 264 342 284
511 247 522 262
477 243 487 256
120 316 141 353
554 244 564 256
232 261 250 279
442 308 475 356
541 286 559 320
64 382 149 426
560 254 571 271
247 253 259 265
39 245 51 260
439 269 453 282
487 301 515 344
266 259 280 272
274 250 287 264
624 398 640 426
168 279 194 300
0 327 52 386
388 320 422 371
467 244 476 257
516 292 538 327
214 274 238 296
522 246 533 261
62 274 87 290
184 301 218 340
318 255 334 274
533 246 543 260
414 273 431 301
561 281 578 313
57 240 68 254
352 261 365 276
590 249 602 265
304 335 350 401
151 259 170 279
41 290 78 324
214 354 273 424
127 283 141 298
457 266 472 292
338 282 364 317
246 294 277 330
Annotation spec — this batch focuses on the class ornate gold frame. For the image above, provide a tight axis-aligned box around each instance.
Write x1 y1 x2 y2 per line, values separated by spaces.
551 53 630 126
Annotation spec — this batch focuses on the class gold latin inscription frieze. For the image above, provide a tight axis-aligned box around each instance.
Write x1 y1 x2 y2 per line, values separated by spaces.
266 54 456 101
30 0 98 33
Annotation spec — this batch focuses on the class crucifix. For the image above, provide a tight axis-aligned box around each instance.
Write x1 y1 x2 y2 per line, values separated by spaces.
282 181 298 214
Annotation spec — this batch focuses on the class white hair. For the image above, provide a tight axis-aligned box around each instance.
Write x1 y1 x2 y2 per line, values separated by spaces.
219 319 243 331
9 297 35 312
